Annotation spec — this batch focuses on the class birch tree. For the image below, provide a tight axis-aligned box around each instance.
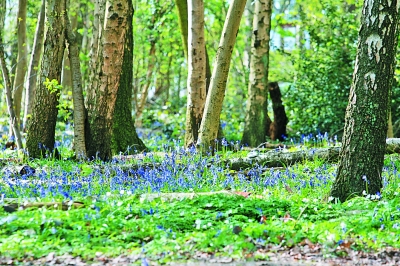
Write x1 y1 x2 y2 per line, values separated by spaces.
197 0 247 151
184 0 206 147
330 0 399 202
242 0 272 147
85 0 130 160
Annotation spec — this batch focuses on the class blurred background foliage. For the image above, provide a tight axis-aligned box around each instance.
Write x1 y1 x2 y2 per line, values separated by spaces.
1 0 400 146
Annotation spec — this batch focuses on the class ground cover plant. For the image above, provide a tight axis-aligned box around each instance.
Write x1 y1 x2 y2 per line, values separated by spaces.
1 133 400 264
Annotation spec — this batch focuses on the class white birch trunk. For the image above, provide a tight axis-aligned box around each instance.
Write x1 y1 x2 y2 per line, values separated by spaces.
185 0 206 147
197 0 247 151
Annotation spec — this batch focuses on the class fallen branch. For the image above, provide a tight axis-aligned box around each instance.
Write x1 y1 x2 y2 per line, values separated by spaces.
227 138 400 170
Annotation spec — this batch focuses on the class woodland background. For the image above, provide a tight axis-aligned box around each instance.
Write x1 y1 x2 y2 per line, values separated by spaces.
0 0 399 150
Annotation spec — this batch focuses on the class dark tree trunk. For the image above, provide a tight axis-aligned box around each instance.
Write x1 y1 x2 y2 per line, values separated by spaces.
330 0 399 202
269 82 288 141
26 0 66 158
112 0 147 154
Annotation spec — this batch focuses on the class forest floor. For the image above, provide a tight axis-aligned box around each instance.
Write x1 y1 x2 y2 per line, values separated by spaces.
2 138 400 265
0 245 399 265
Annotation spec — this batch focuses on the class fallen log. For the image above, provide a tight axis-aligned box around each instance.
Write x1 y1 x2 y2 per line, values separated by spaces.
227 138 400 170
226 147 341 170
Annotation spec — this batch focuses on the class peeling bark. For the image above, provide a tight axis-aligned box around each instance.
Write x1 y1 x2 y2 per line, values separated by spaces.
85 0 130 160
112 0 147 154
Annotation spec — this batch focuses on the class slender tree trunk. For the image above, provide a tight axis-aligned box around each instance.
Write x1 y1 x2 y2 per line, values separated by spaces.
0 0 23 149
330 0 399 202
387 109 394 138
184 0 206 147
65 0 86 159
26 0 66 158
135 41 156 127
242 0 273 147
112 0 147 154
243 0 254 69
61 13 77 92
23 0 45 131
85 0 129 160
197 0 247 151
12 0 28 132
174 0 188 59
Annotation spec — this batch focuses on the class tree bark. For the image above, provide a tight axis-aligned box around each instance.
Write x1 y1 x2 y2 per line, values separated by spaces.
197 0 247 151
242 0 273 147
12 0 28 132
184 0 206 147
330 0 399 202
112 0 147 155
23 0 45 131
0 0 23 149
26 0 66 158
65 0 87 159
85 0 130 160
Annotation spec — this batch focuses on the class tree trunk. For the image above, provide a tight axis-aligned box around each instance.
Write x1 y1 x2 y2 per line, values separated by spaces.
23 0 45 132
174 0 188 59
65 0 87 159
242 0 273 147
61 12 78 92
388 109 394 138
26 0 66 158
0 0 23 149
12 0 28 132
135 41 156 127
112 0 147 155
330 0 399 202
85 0 129 160
184 0 206 147
269 82 288 141
175 0 224 142
197 0 247 151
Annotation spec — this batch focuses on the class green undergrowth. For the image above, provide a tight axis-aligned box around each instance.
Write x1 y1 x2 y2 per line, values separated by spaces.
1 140 400 263
1 191 400 263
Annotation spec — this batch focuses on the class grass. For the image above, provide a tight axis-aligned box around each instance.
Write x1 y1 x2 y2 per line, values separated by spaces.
1 132 400 263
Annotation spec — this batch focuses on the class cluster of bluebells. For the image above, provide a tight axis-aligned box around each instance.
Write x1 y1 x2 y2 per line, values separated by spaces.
291 132 339 147
0 142 339 200
2 131 399 200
